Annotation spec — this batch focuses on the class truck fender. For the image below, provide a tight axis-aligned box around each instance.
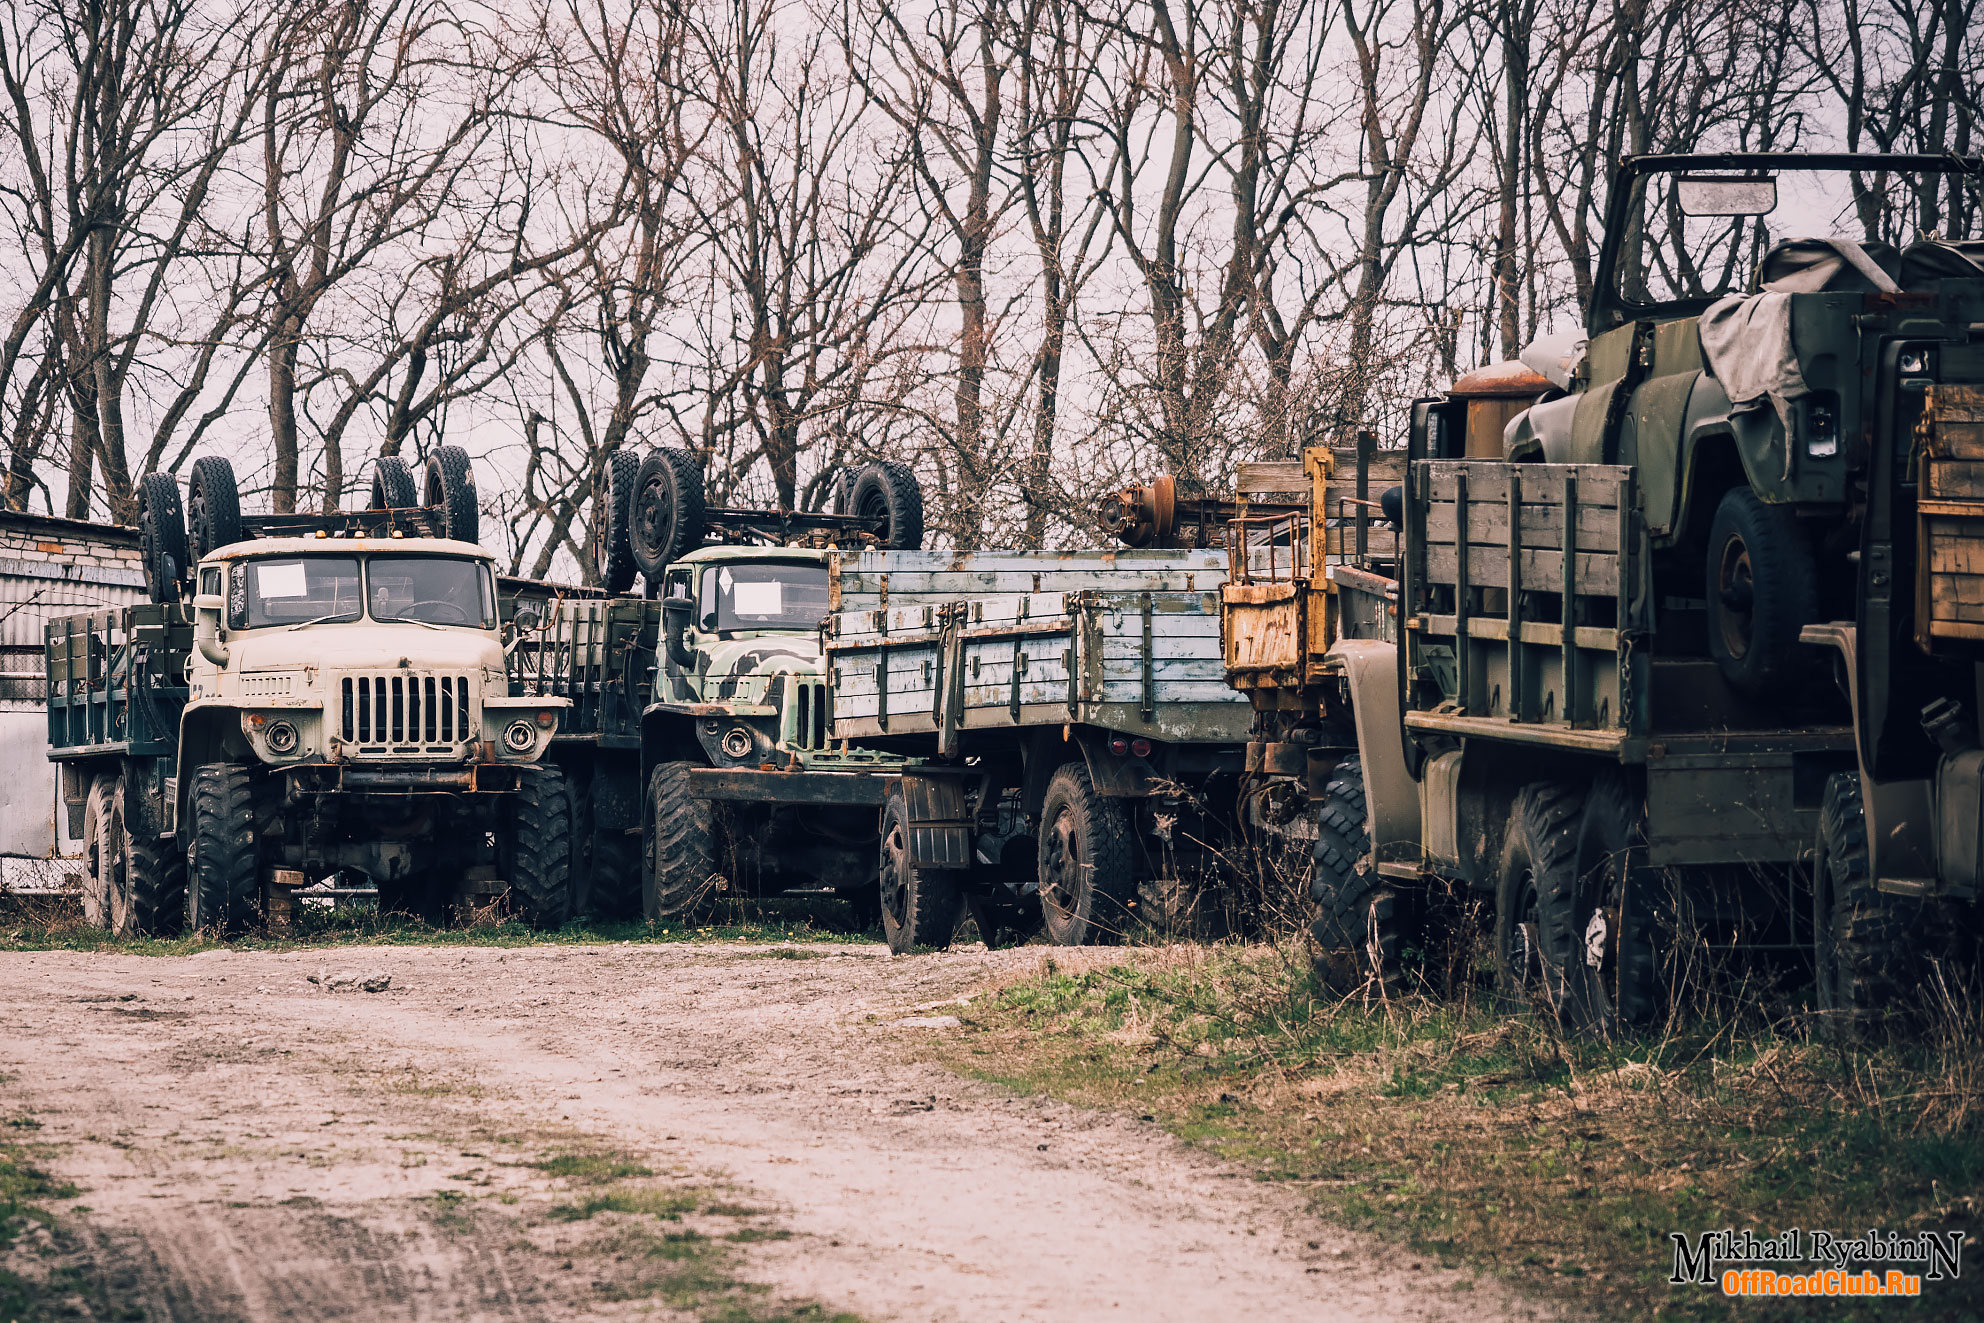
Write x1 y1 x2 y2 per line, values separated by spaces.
1326 638 1420 866
170 702 254 834
1797 622 1936 885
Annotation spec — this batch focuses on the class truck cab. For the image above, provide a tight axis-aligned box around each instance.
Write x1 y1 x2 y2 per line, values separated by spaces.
650 546 836 766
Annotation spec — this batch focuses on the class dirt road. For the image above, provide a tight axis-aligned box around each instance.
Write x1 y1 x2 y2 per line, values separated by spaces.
0 942 1554 1322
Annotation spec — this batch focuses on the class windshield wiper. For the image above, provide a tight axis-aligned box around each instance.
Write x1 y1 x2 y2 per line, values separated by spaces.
378 615 447 631
283 611 360 632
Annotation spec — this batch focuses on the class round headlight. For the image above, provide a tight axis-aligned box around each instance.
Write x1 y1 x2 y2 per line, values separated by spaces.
721 727 755 759
502 719 536 753
264 720 299 754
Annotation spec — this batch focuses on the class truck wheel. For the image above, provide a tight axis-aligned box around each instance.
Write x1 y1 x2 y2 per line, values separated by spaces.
879 791 964 954
423 444 480 542
1036 763 1135 945
1705 486 1817 701
1814 771 1918 1026
503 765 573 929
850 461 924 551
1308 757 1403 993
137 472 188 603
1564 774 1659 1035
810 464 856 514
629 448 707 582
368 455 418 509
591 448 642 594
644 762 718 919
1494 781 1582 1015
115 774 185 937
187 764 262 935
186 456 242 561
82 774 116 929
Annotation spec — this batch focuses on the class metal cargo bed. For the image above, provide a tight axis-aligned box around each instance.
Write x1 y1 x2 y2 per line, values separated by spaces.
825 550 1250 747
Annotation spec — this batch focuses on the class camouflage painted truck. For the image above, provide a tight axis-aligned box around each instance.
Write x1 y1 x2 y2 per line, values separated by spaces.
1287 151 1984 1030
513 449 929 928
46 450 573 934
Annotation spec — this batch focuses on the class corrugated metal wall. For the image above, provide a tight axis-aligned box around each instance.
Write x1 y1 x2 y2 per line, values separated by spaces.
0 512 150 885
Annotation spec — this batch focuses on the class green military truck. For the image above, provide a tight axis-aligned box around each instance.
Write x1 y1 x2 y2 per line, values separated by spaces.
47 450 573 934
1307 152 1984 1030
515 450 925 927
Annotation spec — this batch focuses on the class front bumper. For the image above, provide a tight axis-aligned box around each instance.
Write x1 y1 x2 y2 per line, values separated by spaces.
282 762 528 796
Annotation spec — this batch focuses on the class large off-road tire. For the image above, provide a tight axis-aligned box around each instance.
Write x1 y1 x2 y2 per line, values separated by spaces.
1308 757 1404 993
503 764 573 930
187 763 262 935
114 773 185 937
644 762 719 920
849 460 924 551
629 448 707 582
1705 486 1818 701
1563 774 1660 1035
82 774 117 929
1494 781 1584 1016
813 465 857 515
137 472 188 604
423 444 479 543
368 454 418 509
186 456 242 561
878 791 965 954
591 448 642 594
1813 770 1922 1026
1036 763 1135 946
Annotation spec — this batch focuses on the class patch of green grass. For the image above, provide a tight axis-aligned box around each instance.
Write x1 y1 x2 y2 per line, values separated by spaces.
933 946 1984 1322
550 1186 705 1222
591 1222 860 1322
0 894 878 955
1 1131 84 1320
529 1149 654 1184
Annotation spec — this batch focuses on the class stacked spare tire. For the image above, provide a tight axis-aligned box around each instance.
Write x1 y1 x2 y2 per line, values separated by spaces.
134 446 480 603
592 446 926 592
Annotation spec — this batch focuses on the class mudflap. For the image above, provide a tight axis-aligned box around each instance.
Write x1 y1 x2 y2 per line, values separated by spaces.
899 770 973 870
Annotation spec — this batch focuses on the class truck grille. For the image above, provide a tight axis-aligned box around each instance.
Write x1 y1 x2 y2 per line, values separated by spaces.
793 679 830 749
340 673 472 746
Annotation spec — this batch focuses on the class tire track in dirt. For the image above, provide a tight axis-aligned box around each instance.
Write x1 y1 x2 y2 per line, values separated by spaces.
0 943 1560 1322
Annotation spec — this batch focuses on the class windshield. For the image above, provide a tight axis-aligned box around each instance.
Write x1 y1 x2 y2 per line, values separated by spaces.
238 556 362 628
1617 161 1984 315
230 554 495 629
369 556 496 628
697 561 831 632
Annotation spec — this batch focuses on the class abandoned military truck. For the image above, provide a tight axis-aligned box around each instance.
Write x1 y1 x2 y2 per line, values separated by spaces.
520 449 925 923
1302 152 1984 1029
46 450 571 935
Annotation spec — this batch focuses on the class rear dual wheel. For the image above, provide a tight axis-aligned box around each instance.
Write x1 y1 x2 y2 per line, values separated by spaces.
83 772 185 937
1494 777 1663 1036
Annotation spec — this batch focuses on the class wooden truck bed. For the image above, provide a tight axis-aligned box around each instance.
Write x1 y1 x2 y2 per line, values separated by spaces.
825 550 1250 747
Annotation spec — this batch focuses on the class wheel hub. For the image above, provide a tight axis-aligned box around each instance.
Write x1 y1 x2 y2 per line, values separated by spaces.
1716 538 1755 660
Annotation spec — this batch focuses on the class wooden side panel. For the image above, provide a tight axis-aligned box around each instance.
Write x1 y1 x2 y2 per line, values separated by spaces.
1917 385 1984 650
1405 459 1646 740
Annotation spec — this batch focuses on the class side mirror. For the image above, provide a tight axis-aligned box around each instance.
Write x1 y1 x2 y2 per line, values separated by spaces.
192 592 229 667
662 596 698 671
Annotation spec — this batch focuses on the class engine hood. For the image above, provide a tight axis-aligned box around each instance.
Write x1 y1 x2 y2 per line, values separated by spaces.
216 623 506 678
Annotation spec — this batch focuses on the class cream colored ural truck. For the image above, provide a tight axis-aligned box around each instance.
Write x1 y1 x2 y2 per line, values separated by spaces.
45 449 571 934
